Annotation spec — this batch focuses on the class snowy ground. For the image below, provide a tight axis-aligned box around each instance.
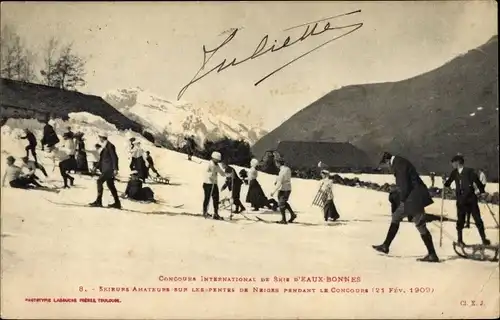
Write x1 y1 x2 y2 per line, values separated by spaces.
1 117 499 319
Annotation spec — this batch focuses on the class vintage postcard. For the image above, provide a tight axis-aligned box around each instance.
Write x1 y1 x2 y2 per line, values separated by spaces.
1 1 498 319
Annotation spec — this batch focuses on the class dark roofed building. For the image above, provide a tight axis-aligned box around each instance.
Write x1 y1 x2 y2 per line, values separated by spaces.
274 141 373 170
0 78 143 133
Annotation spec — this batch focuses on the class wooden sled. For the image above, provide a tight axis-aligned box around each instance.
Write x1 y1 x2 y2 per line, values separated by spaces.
452 241 499 262
149 176 170 184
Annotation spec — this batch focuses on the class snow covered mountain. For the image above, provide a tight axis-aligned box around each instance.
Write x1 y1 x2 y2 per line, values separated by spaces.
103 88 268 147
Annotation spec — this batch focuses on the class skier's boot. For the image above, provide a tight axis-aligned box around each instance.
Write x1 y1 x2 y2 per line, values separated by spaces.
108 202 122 209
213 213 223 220
417 232 440 263
372 222 400 254
89 201 103 207
478 226 491 245
288 213 297 223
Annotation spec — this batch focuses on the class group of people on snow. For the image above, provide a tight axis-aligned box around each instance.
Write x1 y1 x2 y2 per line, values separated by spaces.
373 152 491 263
3 121 494 263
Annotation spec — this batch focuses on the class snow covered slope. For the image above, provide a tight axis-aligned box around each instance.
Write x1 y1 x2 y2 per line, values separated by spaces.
103 88 268 146
1 117 499 319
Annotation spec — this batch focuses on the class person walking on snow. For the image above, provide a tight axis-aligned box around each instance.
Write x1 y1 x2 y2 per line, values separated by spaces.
20 128 38 163
443 155 490 246
202 151 225 220
89 133 121 209
271 157 296 224
145 151 161 178
185 135 196 161
373 152 439 263
49 145 75 188
221 162 246 214
62 132 76 173
318 170 340 222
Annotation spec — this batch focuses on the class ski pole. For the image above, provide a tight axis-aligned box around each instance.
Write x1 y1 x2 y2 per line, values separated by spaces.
484 202 500 228
439 187 445 247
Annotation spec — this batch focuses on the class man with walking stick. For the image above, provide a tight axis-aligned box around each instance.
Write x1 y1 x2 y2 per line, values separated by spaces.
372 152 439 262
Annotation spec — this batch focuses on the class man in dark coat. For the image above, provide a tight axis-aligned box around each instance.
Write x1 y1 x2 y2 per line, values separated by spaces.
373 152 439 263
89 133 121 209
185 135 196 161
443 155 490 246
41 121 60 150
20 129 38 163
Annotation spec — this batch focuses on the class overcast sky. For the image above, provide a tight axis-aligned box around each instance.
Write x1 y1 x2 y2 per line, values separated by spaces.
2 1 497 130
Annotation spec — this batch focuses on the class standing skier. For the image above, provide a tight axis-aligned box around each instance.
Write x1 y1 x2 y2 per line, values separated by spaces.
221 162 246 214
271 157 296 224
20 128 38 163
89 133 121 209
62 132 76 173
49 145 75 188
373 152 439 262
443 155 490 246
202 151 225 220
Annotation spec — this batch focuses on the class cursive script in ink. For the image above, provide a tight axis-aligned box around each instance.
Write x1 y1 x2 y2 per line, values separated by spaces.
177 10 363 100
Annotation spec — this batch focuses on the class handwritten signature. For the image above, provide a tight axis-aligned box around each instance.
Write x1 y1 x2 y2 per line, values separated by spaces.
177 10 363 100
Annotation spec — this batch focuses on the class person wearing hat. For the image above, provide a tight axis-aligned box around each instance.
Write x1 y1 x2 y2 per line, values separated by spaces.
271 157 296 224
20 155 49 179
129 140 148 182
20 128 38 163
128 137 136 171
41 118 60 151
145 151 161 178
220 162 246 214
63 131 76 173
48 144 75 188
443 154 489 246
89 133 121 209
122 170 155 202
317 170 340 222
2 156 43 189
202 151 225 219
373 152 439 263
245 158 277 211
74 132 89 173
184 135 197 161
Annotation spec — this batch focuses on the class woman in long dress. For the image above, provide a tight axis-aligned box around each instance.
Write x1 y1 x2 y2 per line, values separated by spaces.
75 132 89 173
245 158 277 211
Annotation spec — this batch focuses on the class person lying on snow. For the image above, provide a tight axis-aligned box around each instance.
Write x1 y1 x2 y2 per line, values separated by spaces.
2 156 44 189
122 171 155 202
20 156 49 180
